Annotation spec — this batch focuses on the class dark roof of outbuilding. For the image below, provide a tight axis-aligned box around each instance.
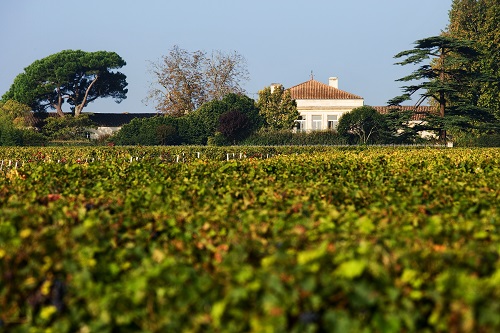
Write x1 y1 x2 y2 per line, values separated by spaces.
89 113 159 127
373 106 438 121
25 112 159 128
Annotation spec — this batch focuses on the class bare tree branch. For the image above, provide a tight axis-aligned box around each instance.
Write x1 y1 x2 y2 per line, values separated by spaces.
146 46 249 116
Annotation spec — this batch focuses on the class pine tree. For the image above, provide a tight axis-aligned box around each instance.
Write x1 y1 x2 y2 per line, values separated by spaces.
447 0 500 119
389 36 495 140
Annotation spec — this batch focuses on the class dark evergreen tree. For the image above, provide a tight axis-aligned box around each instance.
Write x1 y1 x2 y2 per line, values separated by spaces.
448 0 500 120
389 36 496 141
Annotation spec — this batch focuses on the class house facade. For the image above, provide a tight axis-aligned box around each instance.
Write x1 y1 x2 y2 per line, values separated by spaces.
286 77 364 131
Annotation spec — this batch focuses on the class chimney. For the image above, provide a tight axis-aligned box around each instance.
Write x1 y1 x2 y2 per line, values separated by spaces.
270 83 281 93
329 77 338 89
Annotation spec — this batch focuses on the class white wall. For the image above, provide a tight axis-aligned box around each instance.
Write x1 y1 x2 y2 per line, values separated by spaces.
329 77 338 89
295 98 364 131
88 127 121 140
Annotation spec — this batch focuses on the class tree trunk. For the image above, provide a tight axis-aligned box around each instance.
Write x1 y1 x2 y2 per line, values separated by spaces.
74 104 84 117
439 50 447 142
439 92 446 142
54 104 65 117
55 87 65 117
75 75 99 117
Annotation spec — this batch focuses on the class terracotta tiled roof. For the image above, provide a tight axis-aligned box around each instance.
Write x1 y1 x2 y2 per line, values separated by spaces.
373 106 438 121
288 79 363 100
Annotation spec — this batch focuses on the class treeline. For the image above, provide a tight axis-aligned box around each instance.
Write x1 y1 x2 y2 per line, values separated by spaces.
112 102 500 147
2 1 500 147
113 94 260 146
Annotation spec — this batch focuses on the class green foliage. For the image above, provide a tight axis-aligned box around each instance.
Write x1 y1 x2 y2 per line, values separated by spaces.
0 100 46 146
448 0 500 119
19 129 47 146
156 124 178 145
389 35 497 139
0 147 499 332
42 114 96 141
186 96 227 144
111 117 147 145
337 106 389 144
112 116 181 145
0 100 31 128
190 93 262 144
0 101 24 146
207 132 229 146
113 94 261 146
0 122 22 146
475 133 500 146
382 108 430 144
0 125 47 147
452 131 500 147
242 129 347 146
257 85 299 130
2 50 128 117
217 109 251 143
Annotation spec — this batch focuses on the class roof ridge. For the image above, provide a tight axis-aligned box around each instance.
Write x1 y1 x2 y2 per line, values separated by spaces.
287 78 317 90
288 79 363 100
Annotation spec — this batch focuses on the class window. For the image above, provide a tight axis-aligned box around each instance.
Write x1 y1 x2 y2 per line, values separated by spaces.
312 115 322 130
295 115 306 132
327 115 338 130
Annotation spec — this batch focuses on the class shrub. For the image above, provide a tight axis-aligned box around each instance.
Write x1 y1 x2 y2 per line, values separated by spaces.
189 93 262 144
207 132 229 146
20 129 47 146
453 131 500 147
113 116 180 145
42 114 95 141
156 124 178 145
217 109 251 143
476 133 500 147
337 106 388 144
113 94 263 146
0 123 23 146
241 129 347 146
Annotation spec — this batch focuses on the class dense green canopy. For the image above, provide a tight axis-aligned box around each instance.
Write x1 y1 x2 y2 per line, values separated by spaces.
447 0 500 119
256 85 299 130
2 50 128 117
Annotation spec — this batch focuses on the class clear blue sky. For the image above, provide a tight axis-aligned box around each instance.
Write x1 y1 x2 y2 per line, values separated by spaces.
1 0 452 113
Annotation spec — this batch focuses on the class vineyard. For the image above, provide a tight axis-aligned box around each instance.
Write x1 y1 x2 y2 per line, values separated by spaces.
0 146 499 332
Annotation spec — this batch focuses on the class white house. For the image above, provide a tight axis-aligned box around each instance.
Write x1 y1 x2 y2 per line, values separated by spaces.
286 77 364 131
